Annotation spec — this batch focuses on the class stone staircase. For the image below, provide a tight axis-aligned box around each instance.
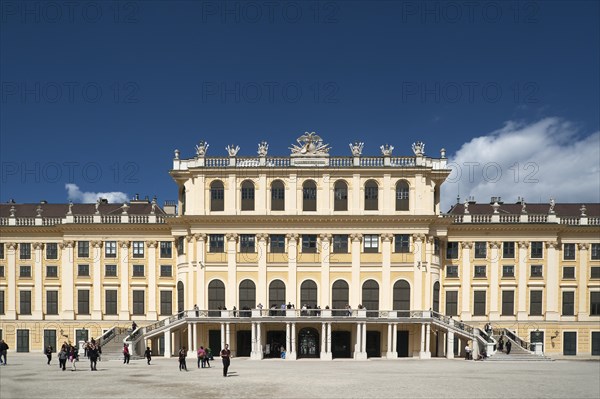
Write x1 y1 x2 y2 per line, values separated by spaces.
98 329 141 361
487 335 552 362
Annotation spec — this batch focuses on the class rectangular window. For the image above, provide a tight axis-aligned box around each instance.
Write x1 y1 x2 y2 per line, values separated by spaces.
530 290 543 315
46 243 58 260
20 243 31 259
562 291 574 316
160 291 172 316
474 265 487 278
501 290 514 316
502 265 514 278
46 291 58 315
0 243 4 259
46 265 58 278
105 290 117 315
20 291 31 315
160 242 172 258
591 267 600 279
302 235 317 253
563 243 576 260
105 241 117 258
0 291 4 315
332 235 348 254
78 290 90 314
132 265 145 277
209 235 225 253
78 264 89 277
132 290 145 315
531 264 543 278
434 238 440 254
269 235 285 253
591 292 600 316
177 236 185 255
20 265 31 278
563 266 575 279
77 241 89 258
445 291 458 316
592 243 600 260
240 235 256 253
446 265 458 278
105 264 117 277
0 266 4 278
446 242 459 259
394 234 410 253
474 242 487 259
363 234 379 253
160 265 172 277
503 242 515 258
132 241 144 258
531 241 543 258
473 291 486 316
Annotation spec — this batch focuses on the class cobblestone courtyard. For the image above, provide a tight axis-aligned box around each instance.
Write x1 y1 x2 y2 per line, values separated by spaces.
1 354 599 398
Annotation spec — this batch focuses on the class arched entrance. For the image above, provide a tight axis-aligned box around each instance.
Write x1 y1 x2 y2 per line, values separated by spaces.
298 327 320 358
177 281 184 313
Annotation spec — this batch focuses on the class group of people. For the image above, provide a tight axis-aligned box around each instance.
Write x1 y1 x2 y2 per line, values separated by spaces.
177 344 231 376
497 336 512 354
196 346 213 368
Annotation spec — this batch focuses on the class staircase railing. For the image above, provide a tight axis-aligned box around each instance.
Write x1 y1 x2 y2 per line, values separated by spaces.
124 327 146 357
431 311 475 337
96 326 128 348
502 328 532 351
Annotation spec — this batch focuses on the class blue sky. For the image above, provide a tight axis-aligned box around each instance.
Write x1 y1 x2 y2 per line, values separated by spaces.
1 1 599 211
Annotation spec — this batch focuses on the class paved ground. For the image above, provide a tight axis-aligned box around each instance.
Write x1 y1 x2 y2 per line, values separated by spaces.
1 354 599 398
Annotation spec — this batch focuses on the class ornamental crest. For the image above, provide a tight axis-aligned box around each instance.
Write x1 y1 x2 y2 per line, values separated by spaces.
289 132 331 156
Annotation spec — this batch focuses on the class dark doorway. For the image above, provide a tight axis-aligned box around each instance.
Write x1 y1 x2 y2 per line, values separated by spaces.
17 329 29 352
397 330 409 357
454 336 459 356
177 281 184 313
298 327 320 358
209 329 222 354
44 329 56 352
592 332 600 356
331 331 352 358
75 329 88 345
530 331 544 353
563 332 577 356
366 331 381 358
158 336 165 356
236 330 252 357
266 330 286 358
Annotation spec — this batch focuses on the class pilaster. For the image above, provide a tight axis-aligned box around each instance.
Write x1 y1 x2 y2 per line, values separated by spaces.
147 240 158 320
460 241 473 320
5 243 17 318
577 243 589 317
60 241 75 319
381 234 393 309
257 234 269 307
91 241 103 319
286 234 298 305
350 233 362 307
517 241 529 320
119 240 130 319
226 233 238 308
489 241 501 319
545 240 560 321
412 234 426 311
319 234 332 307
195 234 207 309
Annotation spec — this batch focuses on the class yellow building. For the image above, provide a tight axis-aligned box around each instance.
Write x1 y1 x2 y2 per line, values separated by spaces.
1 134 598 359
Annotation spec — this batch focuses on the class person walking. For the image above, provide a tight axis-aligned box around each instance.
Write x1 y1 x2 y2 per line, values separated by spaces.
144 347 152 365
69 345 78 371
506 340 512 355
0 339 9 365
45 345 53 365
123 344 130 364
220 343 231 377
58 346 68 371
197 346 206 368
178 347 188 371
205 347 212 367
88 340 99 371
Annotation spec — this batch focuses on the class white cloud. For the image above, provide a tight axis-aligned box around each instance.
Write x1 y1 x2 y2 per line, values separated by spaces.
65 184 129 204
442 117 600 211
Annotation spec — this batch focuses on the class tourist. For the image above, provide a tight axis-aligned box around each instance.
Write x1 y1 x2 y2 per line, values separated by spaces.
220 343 231 377
506 340 512 355
88 340 99 371
0 339 8 365
144 347 152 365
257 303 263 315
131 321 138 331
45 345 53 365
123 343 130 364
205 347 212 367
497 336 504 352
178 347 188 371
194 304 199 317
69 345 78 371
464 344 472 360
197 346 206 368
233 306 237 317
58 346 68 371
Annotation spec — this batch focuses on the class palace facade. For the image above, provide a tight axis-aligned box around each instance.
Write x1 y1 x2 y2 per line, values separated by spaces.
0 134 599 359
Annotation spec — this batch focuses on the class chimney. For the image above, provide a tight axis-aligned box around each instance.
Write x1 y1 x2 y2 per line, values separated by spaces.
163 200 177 216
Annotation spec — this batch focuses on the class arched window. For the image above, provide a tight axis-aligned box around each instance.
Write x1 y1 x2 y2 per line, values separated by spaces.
393 280 411 316
241 180 255 211
334 180 348 211
210 180 225 212
271 180 285 211
364 180 379 210
180 186 186 215
332 280 349 316
361 280 379 317
239 279 256 316
433 281 440 313
177 281 184 313
268 279 286 309
300 280 318 310
302 180 317 211
208 280 225 316
396 180 409 211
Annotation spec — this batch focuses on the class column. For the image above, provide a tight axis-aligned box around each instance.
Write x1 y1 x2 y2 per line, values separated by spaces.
320 322 327 358
350 234 362 307
326 322 332 359
226 173 236 213
386 324 394 358
361 322 367 354
392 324 398 357
91 241 103 319
354 323 367 359
288 322 297 360
423 324 431 359
577 243 589 317
286 234 298 305
517 241 529 320
164 330 171 358
288 173 297 212
251 322 256 356
60 241 75 319
285 323 291 360
424 236 434 310
320 234 332 308
381 234 393 310
187 322 193 356
147 241 158 320
195 234 206 309
257 234 268 307
412 234 425 310
119 241 130 319
225 234 238 308
256 322 262 359
32 242 43 319
545 241 560 321
460 241 473 320
220 323 226 350
489 241 500 320
226 323 231 348
420 324 426 353
446 330 454 359
354 323 361 358
5 243 17 319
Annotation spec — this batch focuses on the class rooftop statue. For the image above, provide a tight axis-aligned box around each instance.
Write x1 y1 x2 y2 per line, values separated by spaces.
412 141 425 156
195 141 209 157
257 141 269 156
226 145 240 157
349 142 364 156
380 144 394 156
289 132 331 156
